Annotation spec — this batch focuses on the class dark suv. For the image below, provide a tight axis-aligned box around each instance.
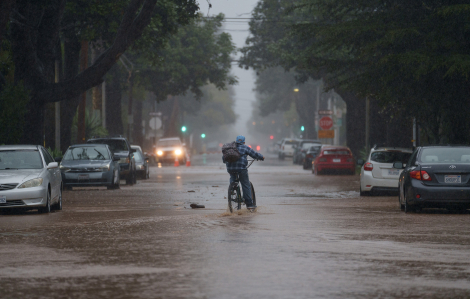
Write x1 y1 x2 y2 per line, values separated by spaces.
87 136 137 185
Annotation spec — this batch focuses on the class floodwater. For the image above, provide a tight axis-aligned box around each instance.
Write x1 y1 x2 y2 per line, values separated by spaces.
1 155 470 298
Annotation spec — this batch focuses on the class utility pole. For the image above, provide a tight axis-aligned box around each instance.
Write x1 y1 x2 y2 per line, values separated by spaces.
365 96 370 153
54 60 60 151
77 41 88 143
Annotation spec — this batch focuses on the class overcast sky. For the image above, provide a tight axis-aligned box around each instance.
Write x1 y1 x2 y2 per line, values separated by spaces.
198 0 260 136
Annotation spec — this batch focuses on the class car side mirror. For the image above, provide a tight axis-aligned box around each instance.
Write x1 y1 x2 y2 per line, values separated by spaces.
393 162 403 169
54 157 62 163
356 159 364 166
47 162 58 169
131 148 137 153
145 158 150 163
113 156 120 162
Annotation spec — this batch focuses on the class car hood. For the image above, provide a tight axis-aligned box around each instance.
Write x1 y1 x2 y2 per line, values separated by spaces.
61 160 111 168
0 169 44 184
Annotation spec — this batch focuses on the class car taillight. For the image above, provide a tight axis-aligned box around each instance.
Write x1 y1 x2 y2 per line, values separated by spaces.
364 162 373 171
319 157 327 162
410 170 432 181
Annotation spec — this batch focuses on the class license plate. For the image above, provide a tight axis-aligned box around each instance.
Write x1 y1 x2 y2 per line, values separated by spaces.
333 159 341 162
78 174 89 180
0 196 5 204
388 169 400 175
445 175 461 183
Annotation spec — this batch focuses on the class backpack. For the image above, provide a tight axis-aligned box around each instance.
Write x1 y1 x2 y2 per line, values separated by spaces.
222 142 241 163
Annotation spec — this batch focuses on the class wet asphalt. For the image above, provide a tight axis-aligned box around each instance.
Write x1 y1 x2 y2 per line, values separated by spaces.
1 154 470 298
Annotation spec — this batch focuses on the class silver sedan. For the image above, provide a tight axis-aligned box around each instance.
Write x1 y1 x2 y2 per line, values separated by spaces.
0 145 62 213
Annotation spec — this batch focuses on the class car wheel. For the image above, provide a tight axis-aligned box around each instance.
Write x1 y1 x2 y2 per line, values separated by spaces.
314 167 321 175
133 168 137 184
108 169 121 189
126 174 134 185
404 192 415 213
303 163 308 170
146 167 149 179
359 186 370 196
39 189 51 213
53 185 62 211
398 186 405 211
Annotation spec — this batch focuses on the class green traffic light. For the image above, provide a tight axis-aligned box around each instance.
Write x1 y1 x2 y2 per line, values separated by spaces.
301 126 305 131
181 126 187 132
201 133 206 138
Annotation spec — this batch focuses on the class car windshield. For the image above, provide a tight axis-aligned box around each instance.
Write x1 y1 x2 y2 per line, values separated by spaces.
323 150 350 155
309 146 322 152
284 141 298 145
63 146 110 161
371 151 412 164
301 143 318 149
0 150 43 169
133 151 143 162
91 140 128 152
419 147 470 163
158 140 181 147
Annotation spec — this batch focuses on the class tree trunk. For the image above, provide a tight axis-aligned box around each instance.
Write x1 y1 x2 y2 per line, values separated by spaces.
0 0 15 50
60 37 81 153
133 99 143 146
165 96 179 137
106 65 124 136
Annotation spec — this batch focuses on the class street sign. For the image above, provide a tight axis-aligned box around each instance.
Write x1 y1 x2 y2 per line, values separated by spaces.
319 116 334 130
318 110 333 115
318 130 335 139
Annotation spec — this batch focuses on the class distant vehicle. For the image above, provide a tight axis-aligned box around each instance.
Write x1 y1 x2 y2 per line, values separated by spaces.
278 139 300 160
396 145 470 212
131 145 149 180
303 144 322 170
0 145 62 213
357 146 412 196
155 137 186 164
313 145 355 175
59 144 121 190
293 140 321 164
87 136 137 185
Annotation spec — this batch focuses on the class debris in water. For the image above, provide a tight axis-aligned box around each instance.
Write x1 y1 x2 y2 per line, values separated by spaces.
187 190 195 192
190 204 205 209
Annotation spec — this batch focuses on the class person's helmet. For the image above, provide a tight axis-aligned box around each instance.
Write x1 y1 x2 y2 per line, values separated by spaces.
236 135 245 144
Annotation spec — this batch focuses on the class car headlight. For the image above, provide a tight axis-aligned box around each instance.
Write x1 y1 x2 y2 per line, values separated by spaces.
119 157 129 164
137 165 144 170
100 164 111 171
18 178 43 189
59 164 70 172
157 150 163 156
175 149 182 155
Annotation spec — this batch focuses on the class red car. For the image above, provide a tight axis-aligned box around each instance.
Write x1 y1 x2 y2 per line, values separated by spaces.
313 145 355 175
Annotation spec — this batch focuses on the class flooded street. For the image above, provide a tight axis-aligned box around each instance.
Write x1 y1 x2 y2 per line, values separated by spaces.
1 155 470 298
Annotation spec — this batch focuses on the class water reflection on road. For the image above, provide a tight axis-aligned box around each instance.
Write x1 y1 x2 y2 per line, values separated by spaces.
1 155 470 298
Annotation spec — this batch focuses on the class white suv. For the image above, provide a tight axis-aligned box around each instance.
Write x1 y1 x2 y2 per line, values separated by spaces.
278 139 300 160
358 146 413 196
155 137 187 164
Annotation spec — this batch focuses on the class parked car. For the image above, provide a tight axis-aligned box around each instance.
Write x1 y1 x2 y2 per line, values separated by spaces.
87 136 137 185
293 140 322 164
357 146 412 196
59 144 120 190
396 145 470 212
155 137 186 164
131 145 149 180
303 145 322 169
278 139 300 160
313 145 355 175
0 145 62 213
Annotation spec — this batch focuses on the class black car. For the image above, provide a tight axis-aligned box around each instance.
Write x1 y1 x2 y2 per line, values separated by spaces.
395 145 470 212
302 145 322 169
293 140 322 164
131 146 149 180
87 136 137 185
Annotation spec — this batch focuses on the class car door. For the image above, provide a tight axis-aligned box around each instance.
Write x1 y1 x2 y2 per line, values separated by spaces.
40 148 59 199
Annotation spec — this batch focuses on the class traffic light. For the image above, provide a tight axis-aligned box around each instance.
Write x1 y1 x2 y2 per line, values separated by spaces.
181 126 187 132
270 135 274 140
201 133 206 138
301 126 305 131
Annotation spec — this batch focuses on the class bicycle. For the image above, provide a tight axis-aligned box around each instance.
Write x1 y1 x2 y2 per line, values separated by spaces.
227 159 258 213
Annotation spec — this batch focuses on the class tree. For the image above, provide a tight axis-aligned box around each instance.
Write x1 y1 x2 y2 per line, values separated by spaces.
7 0 199 145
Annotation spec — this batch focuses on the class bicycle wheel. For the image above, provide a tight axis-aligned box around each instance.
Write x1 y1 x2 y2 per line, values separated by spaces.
228 182 241 213
250 182 256 207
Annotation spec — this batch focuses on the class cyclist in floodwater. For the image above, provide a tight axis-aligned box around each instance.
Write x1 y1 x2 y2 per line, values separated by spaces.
222 135 264 210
